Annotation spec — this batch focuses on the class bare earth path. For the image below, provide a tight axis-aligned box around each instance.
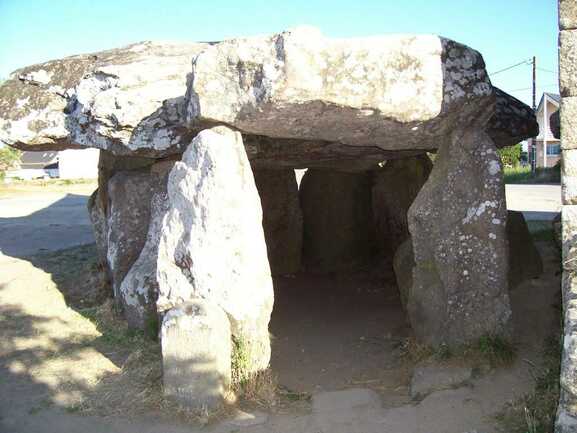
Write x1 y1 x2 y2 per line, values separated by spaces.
0 183 562 433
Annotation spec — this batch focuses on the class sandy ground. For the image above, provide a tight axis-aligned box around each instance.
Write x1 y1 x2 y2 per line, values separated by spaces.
0 182 562 432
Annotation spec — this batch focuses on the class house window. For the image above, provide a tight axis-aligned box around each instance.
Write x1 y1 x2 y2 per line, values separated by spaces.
547 143 561 155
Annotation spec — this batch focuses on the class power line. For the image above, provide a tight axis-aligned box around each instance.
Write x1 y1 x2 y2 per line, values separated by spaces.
536 66 558 74
507 83 559 92
489 58 532 76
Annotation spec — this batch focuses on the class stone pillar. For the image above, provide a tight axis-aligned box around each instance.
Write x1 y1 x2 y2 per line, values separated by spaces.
161 300 231 409
372 154 432 258
407 127 511 347
155 126 274 377
116 161 174 330
300 169 376 272
107 171 157 300
87 188 108 267
557 1 577 429
252 168 303 275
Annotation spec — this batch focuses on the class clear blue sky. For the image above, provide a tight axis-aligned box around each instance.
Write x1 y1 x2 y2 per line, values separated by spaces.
0 0 559 107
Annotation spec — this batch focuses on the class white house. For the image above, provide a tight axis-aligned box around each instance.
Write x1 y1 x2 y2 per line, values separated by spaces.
6 148 99 180
531 92 561 168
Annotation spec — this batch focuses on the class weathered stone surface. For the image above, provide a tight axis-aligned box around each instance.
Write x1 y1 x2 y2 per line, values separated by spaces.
507 211 543 288
161 300 231 409
252 168 303 275
0 42 208 155
300 169 376 272
562 97 577 150
87 188 108 266
155 126 273 374
188 27 529 151
487 88 539 147
557 271 577 432
560 0 577 30
409 365 472 400
563 206 577 272
407 127 511 346
561 30 577 97
565 149 577 205
117 160 174 329
106 171 157 299
0 29 537 159
393 237 414 310
372 155 432 257
395 212 542 309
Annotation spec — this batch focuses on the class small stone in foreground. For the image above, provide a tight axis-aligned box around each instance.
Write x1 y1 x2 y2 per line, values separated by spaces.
409 365 473 400
161 300 231 410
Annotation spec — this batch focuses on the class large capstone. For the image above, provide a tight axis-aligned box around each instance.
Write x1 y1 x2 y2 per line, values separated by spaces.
300 169 376 272
155 126 274 374
407 127 512 346
0 42 208 155
253 168 303 275
0 29 537 163
161 300 232 410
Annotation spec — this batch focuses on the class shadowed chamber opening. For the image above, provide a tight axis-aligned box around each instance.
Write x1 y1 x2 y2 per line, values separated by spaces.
253 158 432 395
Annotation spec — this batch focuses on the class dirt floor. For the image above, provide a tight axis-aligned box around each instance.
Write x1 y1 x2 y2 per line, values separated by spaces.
0 182 563 433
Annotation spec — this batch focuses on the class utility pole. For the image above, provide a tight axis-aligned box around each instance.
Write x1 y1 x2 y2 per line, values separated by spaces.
531 56 537 173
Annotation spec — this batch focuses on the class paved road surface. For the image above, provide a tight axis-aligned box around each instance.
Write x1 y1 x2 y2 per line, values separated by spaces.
505 184 561 221
0 191 95 257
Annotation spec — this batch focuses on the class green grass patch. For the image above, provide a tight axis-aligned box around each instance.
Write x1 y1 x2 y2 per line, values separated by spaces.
526 221 556 243
504 165 560 184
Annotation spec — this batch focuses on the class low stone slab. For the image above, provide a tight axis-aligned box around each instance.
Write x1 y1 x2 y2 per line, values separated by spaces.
161 300 231 410
312 388 381 413
409 365 472 400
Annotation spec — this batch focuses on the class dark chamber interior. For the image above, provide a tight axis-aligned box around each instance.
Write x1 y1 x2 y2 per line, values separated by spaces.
254 162 431 394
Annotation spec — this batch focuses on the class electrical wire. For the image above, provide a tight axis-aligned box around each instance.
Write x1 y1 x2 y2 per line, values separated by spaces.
489 58 532 76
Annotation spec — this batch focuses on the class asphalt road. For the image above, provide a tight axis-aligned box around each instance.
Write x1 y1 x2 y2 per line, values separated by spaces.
505 184 561 221
0 191 95 257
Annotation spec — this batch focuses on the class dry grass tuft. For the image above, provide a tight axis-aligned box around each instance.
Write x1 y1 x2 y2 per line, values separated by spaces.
237 368 278 407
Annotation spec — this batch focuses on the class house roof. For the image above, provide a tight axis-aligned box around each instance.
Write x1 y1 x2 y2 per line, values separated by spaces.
536 92 560 114
545 93 560 103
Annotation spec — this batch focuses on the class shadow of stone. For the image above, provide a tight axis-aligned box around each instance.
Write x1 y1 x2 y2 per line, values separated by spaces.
0 193 95 258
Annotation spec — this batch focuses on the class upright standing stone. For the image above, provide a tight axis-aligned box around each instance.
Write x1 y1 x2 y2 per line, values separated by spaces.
106 171 156 298
156 126 274 376
372 155 432 257
252 168 303 275
407 127 511 346
87 188 108 266
300 169 376 272
116 160 175 330
161 300 232 409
